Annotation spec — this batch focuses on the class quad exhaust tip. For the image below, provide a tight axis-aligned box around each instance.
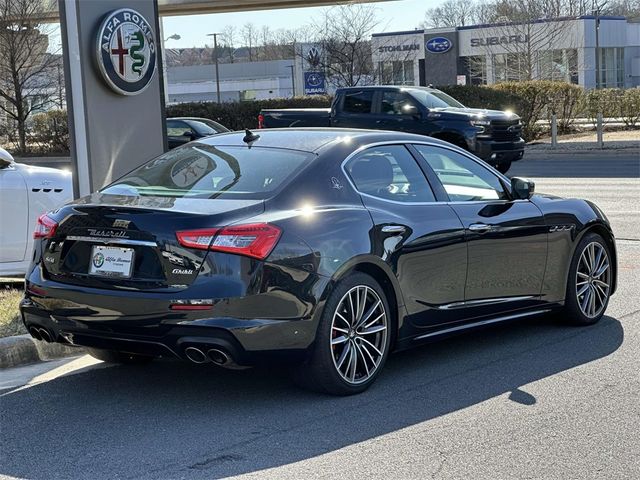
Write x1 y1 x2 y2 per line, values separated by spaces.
207 348 230 366
184 346 208 364
29 326 42 341
38 328 52 343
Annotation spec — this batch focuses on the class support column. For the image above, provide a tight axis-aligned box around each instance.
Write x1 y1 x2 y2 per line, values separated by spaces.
59 0 167 198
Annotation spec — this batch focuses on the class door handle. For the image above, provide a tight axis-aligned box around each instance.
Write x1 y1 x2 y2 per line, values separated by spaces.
468 223 492 233
381 225 406 234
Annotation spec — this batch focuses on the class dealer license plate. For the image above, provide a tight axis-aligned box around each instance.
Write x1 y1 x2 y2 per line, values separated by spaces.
89 245 134 278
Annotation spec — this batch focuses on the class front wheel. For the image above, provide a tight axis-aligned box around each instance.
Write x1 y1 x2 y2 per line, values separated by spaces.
560 232 613 326
293 273 392 395
87 348 155 365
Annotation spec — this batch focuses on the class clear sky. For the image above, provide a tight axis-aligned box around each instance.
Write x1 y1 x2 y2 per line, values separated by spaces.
161 0 437 48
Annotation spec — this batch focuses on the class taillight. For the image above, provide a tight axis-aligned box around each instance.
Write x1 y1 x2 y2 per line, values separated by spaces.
34 214 58 239
257 114 265 129
176 223 281 260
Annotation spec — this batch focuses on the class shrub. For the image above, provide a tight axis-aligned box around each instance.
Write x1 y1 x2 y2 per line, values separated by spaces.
31 110 70 155
166 96 333 130
546 83 584 133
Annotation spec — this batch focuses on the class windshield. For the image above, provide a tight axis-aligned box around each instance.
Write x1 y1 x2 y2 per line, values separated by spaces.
101 145 313 200
187 120 225 135
409 89 465 109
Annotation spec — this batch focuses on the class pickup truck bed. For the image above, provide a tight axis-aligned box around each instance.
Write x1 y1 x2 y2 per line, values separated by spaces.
259 108 331 128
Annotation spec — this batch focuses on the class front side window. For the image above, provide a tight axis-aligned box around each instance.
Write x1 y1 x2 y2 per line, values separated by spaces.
343 90 374 114
345 145 435 203
102 145 312 200
413 145 508 202
381 91 419 115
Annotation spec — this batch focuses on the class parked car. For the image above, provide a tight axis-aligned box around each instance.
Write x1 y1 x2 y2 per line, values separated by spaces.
259 86 525 173
166 117 229 149
0 147 72 277
21 129 616 395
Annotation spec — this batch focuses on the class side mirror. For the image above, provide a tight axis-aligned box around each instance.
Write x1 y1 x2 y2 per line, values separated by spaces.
402 104 421 119
511 177 535 200
0 147 14 169
183 130 196 139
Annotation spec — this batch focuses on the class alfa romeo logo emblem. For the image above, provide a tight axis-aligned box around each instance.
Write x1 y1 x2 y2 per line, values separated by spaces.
92 252 105 268
96 8 157 95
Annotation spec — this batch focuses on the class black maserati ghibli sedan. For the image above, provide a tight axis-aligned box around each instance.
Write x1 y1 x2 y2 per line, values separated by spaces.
21 128 616 395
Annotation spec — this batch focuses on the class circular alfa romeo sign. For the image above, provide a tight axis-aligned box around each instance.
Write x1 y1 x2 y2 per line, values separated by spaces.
96 8 157 95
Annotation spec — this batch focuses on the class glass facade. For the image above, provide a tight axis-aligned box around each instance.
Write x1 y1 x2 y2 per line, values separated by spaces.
378 60 415 85
597 47 625 88
465 56 487 85
536 49 579 84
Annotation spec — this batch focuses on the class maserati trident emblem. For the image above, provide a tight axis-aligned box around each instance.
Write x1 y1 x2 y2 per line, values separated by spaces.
112 219 131 228
96 8 157 95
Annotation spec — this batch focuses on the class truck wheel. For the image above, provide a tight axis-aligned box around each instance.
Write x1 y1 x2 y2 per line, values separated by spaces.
496 160 512 174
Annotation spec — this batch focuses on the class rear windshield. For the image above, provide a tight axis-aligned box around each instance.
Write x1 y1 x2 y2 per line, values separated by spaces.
101 144 313 200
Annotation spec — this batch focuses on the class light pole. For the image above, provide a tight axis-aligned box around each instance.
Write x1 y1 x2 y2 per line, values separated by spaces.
287 64 296 97
593 1 608 89
207 33 221 103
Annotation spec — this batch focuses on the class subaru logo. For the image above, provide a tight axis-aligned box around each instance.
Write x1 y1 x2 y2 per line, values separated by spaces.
426 37 453 54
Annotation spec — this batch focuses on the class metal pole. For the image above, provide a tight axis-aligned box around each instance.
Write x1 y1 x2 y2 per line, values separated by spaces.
288 65 295 97
551 113 558 148
595 9 600 88
596 112 604 148
213 33 221 103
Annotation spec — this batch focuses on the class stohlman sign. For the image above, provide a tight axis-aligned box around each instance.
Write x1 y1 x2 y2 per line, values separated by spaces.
378 44 420 53
470 35 530 47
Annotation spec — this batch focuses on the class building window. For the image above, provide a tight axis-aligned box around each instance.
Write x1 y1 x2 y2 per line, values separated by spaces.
536 49 578 84
465 56 487 85
377 60 414 85
493 53 527 82
597 48 625 88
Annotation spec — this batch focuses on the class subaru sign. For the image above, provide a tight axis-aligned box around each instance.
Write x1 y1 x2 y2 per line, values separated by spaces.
304 72 326 95
426 37 453 54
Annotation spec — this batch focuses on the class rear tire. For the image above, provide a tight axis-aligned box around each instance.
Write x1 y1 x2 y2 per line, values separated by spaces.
559 232 612 326
87 348 154 365
293 273 392 395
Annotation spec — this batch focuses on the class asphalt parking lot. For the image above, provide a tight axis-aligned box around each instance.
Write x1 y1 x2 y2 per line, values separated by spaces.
1 152 639 480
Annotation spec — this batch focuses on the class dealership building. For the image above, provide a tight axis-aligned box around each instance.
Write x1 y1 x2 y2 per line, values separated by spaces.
372 16 640 89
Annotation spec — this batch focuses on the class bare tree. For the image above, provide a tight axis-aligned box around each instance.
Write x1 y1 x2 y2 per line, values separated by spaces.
422 0 480 28
241 23 259 61
0 0 61 153
307 4 380 87
220 25 237 63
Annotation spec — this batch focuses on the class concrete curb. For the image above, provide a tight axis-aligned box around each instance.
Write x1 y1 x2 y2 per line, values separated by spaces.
0 334 83 369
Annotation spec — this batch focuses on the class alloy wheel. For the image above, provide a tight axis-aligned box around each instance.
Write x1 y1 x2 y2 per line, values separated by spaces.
330 285 388 385
576 241 611 319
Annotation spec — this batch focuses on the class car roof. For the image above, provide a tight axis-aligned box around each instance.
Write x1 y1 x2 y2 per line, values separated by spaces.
196 128 455 153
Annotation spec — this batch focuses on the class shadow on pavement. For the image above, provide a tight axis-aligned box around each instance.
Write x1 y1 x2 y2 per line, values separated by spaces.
0 315 623 480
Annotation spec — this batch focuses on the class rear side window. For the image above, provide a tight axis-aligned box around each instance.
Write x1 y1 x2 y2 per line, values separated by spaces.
345 145 435 203
102 145 312 200
343 90 374 114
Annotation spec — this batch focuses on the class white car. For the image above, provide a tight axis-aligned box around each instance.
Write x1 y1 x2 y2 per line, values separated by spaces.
0 147 72 276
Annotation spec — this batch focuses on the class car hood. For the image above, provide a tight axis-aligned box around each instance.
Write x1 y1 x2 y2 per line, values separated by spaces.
430 107 520 122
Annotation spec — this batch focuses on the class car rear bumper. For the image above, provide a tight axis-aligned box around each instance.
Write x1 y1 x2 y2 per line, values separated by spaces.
475 138 525 163
20 269 327 366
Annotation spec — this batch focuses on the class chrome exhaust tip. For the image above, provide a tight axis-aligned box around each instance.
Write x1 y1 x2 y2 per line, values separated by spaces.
184 346 208 364
207 348 230 366
38 328 52 343
29 326 42 341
